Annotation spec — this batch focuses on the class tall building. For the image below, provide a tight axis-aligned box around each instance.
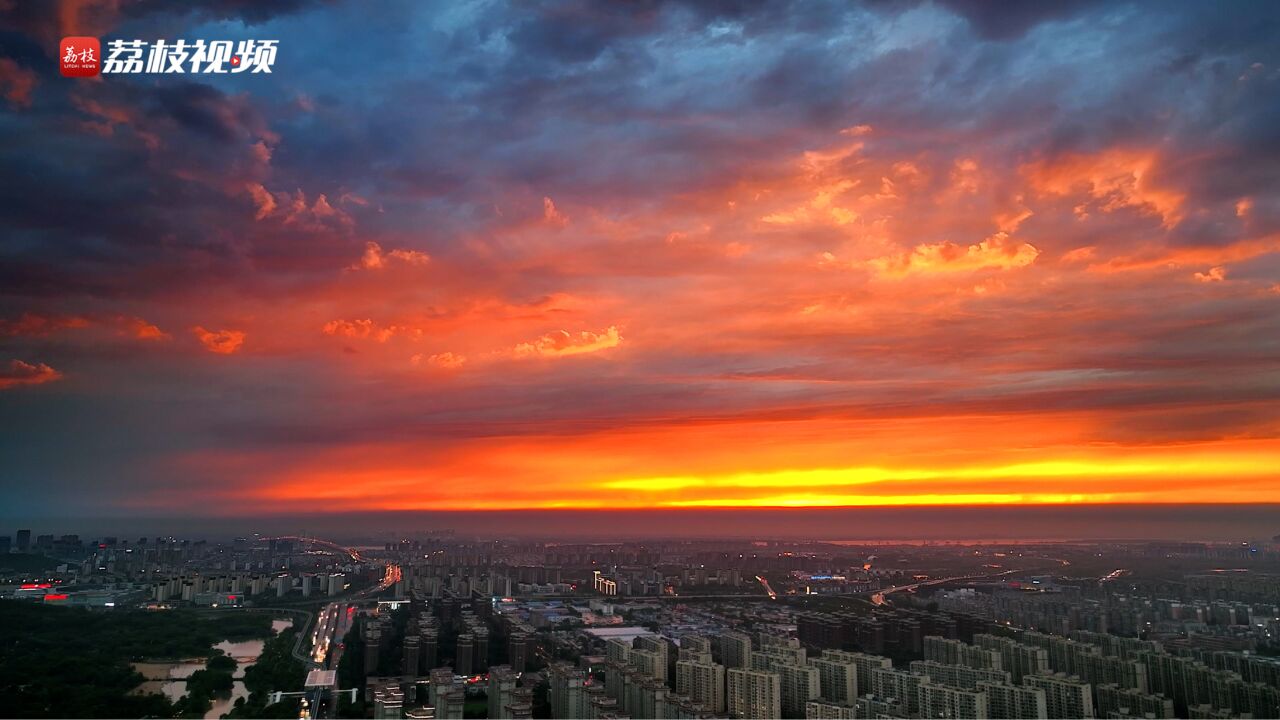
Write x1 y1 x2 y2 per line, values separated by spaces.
977 681 1048 719
636 634 670 669
365 629 382 675
429 668 465 720
1077 653 1149 693
778 663 821 719
16 529 30 553
508 632 530 672
403 636 420 676
924 635 1003 670
719 631 754 669
870 668 924 715
606 637 632 664
632 648 667 683
488 665 518 719
908 659 1009 690
1095 683 1175 719
804 700 855 719
373 683 405 719
549 663 590 719
422 628 439 670
820 649 891 696
975 634 1051 683
456 633 474 675
917 681 989 719
682 635 713 655
810 654 857 704
1025 673 1095 719
727 667 781 719
676 658 726 713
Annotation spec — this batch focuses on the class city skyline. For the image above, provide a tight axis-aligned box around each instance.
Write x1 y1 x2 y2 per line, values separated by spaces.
3 1 1280 517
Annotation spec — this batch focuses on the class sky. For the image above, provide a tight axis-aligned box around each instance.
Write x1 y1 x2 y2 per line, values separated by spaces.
1 0 1279 520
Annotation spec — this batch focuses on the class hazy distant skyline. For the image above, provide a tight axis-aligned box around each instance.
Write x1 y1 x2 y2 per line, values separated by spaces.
2 1 1280 516
2 506 1278 546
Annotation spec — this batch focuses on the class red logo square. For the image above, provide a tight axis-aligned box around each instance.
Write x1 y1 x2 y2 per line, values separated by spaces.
60 37 101 77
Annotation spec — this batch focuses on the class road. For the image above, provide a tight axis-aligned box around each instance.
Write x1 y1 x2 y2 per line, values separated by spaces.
756 575 778 600
300 601 356 719
356 563 401 598
870 568 1020 606
301 564 398 719
260 536 365 563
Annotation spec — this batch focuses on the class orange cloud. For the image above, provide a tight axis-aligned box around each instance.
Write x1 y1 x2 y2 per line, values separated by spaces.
413 351 467 369
246 182 277 220
873 232 1039 276
543 196 569 226
1060 246 1097 263
0 359 62 390
350 241 430 270
1193 266 1227 283
760 135 864 227
951 158 980 194
192 326 246 354
0 313 90 337
121 316 170 340
323 318 418 342
514 326 622 358
1087 235 1280 274
1024 149 1185 228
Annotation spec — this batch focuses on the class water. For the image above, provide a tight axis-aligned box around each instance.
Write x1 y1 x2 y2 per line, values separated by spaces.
132 618 294 719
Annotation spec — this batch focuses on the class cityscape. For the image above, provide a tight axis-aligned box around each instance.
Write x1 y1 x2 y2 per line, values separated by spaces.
3 0 1280 719
2 524 1280 719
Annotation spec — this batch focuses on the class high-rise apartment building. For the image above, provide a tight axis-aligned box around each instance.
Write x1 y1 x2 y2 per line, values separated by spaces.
719 631 754 670
778 663 820 718
810 654 857 704
727 667 781 719
917 681 989 719
1024 673 1095 719
977 681 1048 719
676 658 726 713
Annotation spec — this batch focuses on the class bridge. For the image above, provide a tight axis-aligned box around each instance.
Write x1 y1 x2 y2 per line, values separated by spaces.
260 535 364 563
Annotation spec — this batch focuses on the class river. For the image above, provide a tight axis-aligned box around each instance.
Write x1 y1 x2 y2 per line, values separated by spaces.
132 618 294 719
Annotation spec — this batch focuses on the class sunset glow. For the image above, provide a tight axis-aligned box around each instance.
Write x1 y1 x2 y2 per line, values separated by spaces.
2 1 1279 517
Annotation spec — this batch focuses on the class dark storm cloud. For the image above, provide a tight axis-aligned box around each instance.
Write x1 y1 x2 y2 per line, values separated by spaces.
930 0 1111 40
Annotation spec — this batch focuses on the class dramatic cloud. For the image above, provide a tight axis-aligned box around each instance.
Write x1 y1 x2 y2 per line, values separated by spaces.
192 327 246 354
1023 150 1186 229
413 352 466 369
127 319 171 340
514 327 623 358
1194 266 1228 283
322 318 419 342
872 233 1040 276
0 313 90 337
0 360 62 390
2 0 1280 515
350 241 430 270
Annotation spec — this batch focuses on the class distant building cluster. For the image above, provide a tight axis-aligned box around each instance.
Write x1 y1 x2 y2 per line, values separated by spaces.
4 529 1280 718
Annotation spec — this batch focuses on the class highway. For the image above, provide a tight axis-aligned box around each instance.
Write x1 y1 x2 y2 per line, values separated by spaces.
870 568 1019 606
300 564 399 719
299 602 355 719
260 535 365 563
